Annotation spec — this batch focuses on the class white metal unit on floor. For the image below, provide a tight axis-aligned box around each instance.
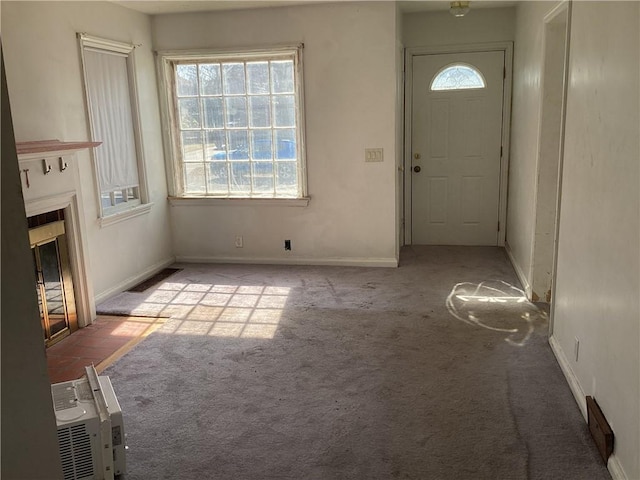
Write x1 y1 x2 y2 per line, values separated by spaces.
51 366 126 480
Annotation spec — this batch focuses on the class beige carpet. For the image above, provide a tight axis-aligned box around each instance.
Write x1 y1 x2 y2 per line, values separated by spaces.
101 246 610 480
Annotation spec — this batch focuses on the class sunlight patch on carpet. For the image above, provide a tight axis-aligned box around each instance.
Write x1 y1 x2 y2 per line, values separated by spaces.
445 280 546 347
128 282 290 339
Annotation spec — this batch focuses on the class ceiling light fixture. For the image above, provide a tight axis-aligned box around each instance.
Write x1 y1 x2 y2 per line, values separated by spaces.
450 1 471 17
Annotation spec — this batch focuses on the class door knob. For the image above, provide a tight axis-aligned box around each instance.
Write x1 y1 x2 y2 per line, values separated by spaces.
413 166 421 173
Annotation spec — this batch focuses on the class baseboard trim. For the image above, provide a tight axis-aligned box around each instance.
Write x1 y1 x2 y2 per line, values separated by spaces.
505 242 532 299
607 454 629 480
549 335 631 480
549 334 587 419
94 256 176 305
175 255 399 268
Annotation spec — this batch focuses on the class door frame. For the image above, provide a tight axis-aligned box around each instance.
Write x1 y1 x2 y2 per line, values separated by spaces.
541 1 572 335
404 42 514 246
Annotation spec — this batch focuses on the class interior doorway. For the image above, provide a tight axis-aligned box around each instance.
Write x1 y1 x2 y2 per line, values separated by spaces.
530 2 571 311
29 210 78 346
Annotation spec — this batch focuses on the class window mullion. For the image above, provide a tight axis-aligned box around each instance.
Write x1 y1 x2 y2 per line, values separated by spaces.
268 61 276 197
244 61 255 197
195 66 210 195
219 65 232 196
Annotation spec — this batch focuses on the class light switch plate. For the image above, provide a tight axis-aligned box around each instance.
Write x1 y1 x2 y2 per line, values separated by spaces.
365 148 384 162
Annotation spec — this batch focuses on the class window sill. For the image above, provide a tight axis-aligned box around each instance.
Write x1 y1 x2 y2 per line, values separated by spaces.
168 196 310 207
99 202 153 228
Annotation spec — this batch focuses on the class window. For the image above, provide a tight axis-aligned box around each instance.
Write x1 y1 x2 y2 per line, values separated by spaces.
158 46 307 200
79 34 149 221
430 63 486 91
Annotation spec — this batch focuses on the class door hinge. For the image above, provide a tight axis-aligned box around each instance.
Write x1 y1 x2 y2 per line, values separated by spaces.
503 66 506 79
497 221 500 232
500 146 503 157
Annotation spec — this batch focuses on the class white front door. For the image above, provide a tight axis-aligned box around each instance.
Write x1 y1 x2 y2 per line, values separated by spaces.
411 51 505 245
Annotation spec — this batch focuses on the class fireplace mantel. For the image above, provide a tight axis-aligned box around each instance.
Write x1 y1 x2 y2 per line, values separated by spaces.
16 139 101 161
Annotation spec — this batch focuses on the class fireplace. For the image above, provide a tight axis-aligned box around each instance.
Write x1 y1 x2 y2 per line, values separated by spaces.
28 209 78 346
17 140 100 338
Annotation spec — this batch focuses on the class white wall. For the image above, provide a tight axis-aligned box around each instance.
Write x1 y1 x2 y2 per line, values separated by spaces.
552 2 639 478
402 7 515 48
2 1 174 301
509 2 640 478
153 2 398 266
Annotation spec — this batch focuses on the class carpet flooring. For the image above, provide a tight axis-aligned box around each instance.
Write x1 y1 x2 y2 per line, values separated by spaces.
101 246 610 480
127 268 182 293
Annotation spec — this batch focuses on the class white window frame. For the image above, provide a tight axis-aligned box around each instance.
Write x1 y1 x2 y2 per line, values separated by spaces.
156 45 308 204
78 33 151 225
430 63 487 91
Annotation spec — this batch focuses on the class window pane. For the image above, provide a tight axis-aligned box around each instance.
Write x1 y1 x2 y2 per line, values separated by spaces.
181 131 203 162
223 63 246 95
273 95 295 127
114 190 126 205
253 162 274 193
227 130 249 160
275 129 296 159
176 64 198 96
199 64 222 96
207 162 229 194
247 62 269 94
251 130 272 160
431 64 486 91
229 162 251 193
249 96 271 128
276 162 297 195
206 130 227 161
178 98 201 129
203 97 224 128
225 97 247 128
271 60 294 94
184 163 206 193
101 193 112 209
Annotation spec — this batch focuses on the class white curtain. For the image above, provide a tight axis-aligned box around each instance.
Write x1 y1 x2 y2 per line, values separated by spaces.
84 49 139 192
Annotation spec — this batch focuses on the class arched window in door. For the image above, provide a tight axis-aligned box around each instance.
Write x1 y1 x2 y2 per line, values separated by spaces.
430 63 486 91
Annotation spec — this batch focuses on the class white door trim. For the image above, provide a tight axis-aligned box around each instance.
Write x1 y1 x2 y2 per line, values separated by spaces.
404 42 514 246
543 0 572 335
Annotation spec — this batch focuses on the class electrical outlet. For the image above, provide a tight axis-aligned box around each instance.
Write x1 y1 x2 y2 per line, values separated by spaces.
284 239 291 251
235 235 243 248
574 337 580 362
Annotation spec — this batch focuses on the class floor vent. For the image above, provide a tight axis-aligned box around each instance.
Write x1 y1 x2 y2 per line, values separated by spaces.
127 268 182 293
586 396 614 464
